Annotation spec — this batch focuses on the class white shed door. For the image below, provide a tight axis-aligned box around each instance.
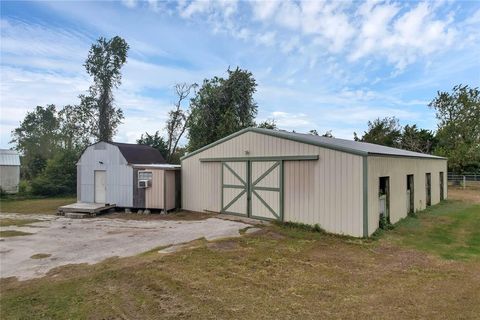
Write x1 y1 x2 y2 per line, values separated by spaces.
94 170 106 203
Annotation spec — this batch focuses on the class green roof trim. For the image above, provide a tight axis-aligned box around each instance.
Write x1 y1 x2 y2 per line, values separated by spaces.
362 156 369 238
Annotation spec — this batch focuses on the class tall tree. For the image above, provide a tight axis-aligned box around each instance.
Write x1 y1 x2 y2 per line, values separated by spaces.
83 36 129 141
10 105 60 179
257 119 277 129
137 131 169 160
429 84 480 173
354 117 402 147
400 124 436 154
165 83 197 161
187 67 258 151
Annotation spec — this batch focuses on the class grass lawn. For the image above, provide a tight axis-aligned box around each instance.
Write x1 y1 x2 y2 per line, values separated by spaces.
383 201 480 260
0 196 75 214
0 230 33 237
1 191 479 319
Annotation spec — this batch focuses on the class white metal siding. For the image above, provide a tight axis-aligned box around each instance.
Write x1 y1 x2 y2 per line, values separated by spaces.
77 142 133 207
0 165 20 193
182 131 364 237
367 156 448 235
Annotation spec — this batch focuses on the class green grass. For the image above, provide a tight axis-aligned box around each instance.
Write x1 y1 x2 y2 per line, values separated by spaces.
0 196 75 214
0 230 33 237
0 218 40 227
384 200 480 261
1 198 479 319
30 253 52 259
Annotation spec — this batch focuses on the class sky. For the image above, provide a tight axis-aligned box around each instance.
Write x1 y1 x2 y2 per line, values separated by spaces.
1 0 479 149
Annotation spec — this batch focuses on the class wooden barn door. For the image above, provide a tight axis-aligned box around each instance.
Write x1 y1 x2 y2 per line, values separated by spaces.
221 162 248 216
250 161 282 221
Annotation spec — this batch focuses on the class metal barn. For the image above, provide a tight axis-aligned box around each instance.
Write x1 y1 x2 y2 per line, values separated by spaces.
181 128 447 237
77 142 180 211
0 149 20 194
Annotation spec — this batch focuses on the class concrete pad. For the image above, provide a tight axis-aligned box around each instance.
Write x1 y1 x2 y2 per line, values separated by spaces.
0 214 249 280
215 214 271 226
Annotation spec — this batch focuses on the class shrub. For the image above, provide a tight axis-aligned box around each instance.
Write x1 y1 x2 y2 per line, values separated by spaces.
280 221 325 233
30 149 77 196
18 180 30 195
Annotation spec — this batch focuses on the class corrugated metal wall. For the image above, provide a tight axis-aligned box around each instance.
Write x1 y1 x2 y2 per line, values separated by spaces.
367 156 448 235
145 169 164 208
77 142 133 207
165 171 176 210
0 165 20 193
182 131 365 237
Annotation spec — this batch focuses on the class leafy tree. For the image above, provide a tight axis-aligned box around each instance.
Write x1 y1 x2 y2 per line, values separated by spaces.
30 149 78 196
168 146 187 165
429 84 480 173
83 36 129 141
322 130 334 138
354 117 402 147
188 67 258 151
137 131 169 160
58 104 93 151
10 105 60 179
257 119 277 129
165 83 197 162
309 129 319 135
400 124 436 154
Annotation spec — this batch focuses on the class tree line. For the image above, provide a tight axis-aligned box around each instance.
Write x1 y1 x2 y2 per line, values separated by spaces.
9 36 480 197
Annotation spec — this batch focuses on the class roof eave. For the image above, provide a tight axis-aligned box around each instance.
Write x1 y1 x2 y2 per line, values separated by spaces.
181 127 368 161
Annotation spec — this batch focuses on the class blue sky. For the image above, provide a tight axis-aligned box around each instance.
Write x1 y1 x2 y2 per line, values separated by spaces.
1 0 479 148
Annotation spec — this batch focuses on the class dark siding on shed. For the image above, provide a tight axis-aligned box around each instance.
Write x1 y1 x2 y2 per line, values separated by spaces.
132 168 145 208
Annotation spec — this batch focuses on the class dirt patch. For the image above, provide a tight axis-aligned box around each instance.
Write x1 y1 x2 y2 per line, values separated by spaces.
0 214 250 280
207 240 240 251
105 210 216 221
449 186 480 203
30 253 51 259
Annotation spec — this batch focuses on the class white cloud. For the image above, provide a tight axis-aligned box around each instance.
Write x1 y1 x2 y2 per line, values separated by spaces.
251 0 280 21
255 31 276 46
269 111 313 128
350 1 456 69
121 0 137 9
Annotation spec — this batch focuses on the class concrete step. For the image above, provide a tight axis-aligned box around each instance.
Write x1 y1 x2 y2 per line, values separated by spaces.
64 212 90 219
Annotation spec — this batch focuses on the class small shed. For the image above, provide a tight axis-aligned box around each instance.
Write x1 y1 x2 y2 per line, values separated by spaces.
77 141 180 211
0 149 20 194
181 128 447 237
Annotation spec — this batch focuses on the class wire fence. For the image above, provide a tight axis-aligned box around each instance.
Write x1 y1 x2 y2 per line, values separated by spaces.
448 173 480 188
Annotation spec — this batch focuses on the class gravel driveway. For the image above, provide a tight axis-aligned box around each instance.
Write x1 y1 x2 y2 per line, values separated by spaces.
0 213 251 280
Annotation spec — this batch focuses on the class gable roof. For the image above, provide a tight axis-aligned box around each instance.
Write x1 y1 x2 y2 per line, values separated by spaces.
181 127 446 160
109 142 166 164
0 149 20 166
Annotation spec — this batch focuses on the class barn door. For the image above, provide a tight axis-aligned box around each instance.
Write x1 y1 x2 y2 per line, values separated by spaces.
94 170 106 203
221 162 248 216
250 161 282 221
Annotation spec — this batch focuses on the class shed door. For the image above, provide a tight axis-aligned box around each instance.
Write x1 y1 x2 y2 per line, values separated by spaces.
94 170 106 203
250 161 282 221
221 162 248 216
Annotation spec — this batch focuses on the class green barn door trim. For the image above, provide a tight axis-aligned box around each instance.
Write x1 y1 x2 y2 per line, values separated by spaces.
249 161 283 221
221 160 284 221
221 161 248 217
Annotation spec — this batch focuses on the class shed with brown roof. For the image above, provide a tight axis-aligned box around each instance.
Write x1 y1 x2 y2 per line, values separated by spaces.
76 141 179 211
